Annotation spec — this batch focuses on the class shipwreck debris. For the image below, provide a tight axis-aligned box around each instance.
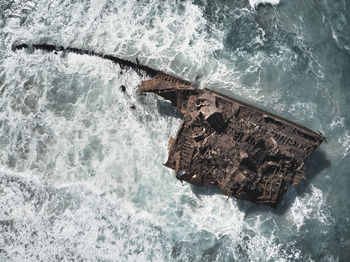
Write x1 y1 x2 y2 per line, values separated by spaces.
139 72 325 207
14 43 325 207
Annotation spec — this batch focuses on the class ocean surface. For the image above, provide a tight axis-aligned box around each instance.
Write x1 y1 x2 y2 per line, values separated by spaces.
0 0 349 261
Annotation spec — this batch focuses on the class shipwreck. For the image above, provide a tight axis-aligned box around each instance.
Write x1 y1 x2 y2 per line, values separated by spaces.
139 73 325 207
14 43 325 207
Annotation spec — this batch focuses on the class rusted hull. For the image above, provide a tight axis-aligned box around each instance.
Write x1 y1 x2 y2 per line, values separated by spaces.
139 72 325 207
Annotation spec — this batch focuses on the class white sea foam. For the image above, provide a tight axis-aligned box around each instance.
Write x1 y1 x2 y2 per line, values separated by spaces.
288 185 333 231
249 0 280 9
0 173 173 261
325 116 350 159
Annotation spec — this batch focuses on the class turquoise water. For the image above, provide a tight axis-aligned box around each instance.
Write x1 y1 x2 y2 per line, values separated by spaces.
0 0 349 261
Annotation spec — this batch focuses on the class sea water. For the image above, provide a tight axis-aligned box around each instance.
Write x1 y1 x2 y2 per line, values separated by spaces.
0 0 349 261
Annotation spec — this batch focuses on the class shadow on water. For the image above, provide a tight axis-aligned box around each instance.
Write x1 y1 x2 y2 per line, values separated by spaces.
156 99 183 119
189 148 331 215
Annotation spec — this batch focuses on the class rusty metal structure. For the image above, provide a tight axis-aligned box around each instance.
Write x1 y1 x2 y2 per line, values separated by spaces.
139 73 325 206
15 43 325 207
